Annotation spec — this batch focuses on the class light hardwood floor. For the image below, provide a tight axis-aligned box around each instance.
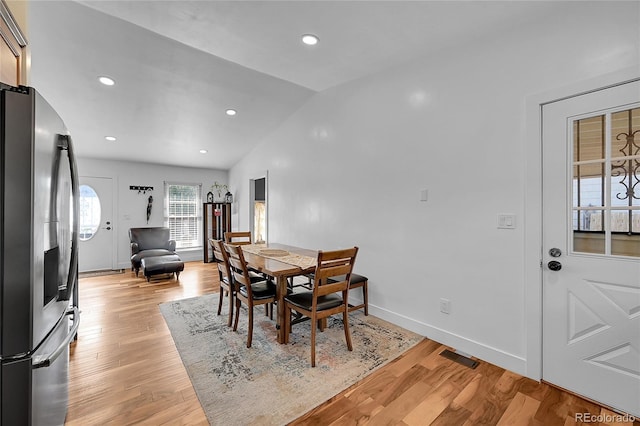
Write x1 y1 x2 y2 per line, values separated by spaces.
67 261 638 425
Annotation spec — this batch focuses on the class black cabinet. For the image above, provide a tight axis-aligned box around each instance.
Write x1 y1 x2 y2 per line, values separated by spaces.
203 203 231 262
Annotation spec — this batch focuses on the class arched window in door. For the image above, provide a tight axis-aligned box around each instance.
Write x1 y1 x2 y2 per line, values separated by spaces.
79 184 101 241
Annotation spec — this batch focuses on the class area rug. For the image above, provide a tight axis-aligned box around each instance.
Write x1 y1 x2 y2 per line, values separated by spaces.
159 294 423 425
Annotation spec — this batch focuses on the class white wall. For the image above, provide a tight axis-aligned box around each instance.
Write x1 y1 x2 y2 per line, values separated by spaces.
77 158 228 268
229 2 640 376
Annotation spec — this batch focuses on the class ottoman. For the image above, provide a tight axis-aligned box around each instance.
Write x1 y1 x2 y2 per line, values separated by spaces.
141 254 184 282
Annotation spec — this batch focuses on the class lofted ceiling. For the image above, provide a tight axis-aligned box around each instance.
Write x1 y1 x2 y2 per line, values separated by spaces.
27 1 563 169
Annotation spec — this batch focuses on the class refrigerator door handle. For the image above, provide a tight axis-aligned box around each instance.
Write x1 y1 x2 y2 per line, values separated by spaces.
32 307 79 369
56 134 79 302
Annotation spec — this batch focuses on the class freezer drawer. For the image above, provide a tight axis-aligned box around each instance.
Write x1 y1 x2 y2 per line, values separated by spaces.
32 314 70 426
1 356 31 425
0 308 77 425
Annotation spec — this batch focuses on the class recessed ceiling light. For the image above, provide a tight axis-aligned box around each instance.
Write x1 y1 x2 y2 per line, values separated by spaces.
199 149 208 154
105 136 116 141
302 34 319 46
225 109 237 116
98 76 115 86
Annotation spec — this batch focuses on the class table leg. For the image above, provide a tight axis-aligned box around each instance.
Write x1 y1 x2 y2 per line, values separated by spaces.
276 275 288 344
319 318 327 330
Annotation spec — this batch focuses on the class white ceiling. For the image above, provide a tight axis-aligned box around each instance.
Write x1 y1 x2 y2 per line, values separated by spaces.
27 1 562 169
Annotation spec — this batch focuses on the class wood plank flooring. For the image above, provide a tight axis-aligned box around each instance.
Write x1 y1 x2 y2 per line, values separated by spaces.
67 261 638 425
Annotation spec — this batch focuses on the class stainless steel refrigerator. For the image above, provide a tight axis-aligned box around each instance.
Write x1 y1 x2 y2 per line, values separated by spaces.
0 85 80 425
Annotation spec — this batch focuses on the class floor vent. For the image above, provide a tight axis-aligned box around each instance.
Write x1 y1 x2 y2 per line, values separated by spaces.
439 349 479 369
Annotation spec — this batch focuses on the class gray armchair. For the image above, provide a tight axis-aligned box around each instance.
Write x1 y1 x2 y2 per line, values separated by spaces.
129 227 177 276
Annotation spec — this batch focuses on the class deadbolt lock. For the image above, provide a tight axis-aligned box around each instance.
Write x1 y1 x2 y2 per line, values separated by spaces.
548 260 562 271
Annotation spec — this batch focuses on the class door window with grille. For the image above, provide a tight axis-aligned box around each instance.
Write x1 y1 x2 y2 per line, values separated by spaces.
572 106 639 257
164 182 202 249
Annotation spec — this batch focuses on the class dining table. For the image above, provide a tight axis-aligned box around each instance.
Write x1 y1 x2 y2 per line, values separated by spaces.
239 243 317 344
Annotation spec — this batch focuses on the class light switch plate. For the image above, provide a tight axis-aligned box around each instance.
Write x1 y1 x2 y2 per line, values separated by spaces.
497 214 516 229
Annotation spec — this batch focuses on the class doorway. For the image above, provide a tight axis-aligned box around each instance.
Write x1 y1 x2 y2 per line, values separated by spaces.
541 80 639 416
249 173 267 243
78 176 114 272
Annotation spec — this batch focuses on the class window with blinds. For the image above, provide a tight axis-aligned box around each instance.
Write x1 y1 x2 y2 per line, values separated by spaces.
164 182 202 249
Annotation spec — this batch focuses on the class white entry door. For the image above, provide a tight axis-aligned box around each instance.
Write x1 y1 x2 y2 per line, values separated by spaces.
78 176 114 272
542 80 640 417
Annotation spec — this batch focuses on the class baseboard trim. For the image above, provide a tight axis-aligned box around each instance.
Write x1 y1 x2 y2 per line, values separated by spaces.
368 304 527 377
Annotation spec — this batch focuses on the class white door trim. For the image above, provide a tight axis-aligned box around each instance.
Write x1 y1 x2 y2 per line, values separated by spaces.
524 67 640 381
78 175 118 272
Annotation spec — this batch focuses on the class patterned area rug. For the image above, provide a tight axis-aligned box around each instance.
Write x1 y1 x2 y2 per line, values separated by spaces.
159 294 423 425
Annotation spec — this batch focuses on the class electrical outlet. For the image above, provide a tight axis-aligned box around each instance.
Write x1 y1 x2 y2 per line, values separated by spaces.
439 298 451 314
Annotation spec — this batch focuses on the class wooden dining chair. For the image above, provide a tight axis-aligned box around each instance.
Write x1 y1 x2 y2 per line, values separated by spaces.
224 243 276 348
224 230 273 280
284 247 359 367
210 239 235 327
224 231 252 245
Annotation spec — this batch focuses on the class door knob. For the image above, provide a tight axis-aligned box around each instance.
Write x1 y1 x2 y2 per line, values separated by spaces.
549 248 562 257
548 260 562 271
106 227 111 230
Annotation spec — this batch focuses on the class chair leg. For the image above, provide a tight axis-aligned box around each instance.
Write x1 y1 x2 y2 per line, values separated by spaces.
227 290 234 327
233 299 241 331
363 281 369 316
310 314 317 367
247 305 254 348
217 288 224 316
343 309 353 351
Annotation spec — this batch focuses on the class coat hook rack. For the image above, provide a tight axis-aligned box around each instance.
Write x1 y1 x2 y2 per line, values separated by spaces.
130 185 154 194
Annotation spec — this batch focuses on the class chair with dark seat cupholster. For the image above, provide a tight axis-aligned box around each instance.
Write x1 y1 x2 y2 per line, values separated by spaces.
224 243 276 348
210 239 235 326
284 246 359 367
